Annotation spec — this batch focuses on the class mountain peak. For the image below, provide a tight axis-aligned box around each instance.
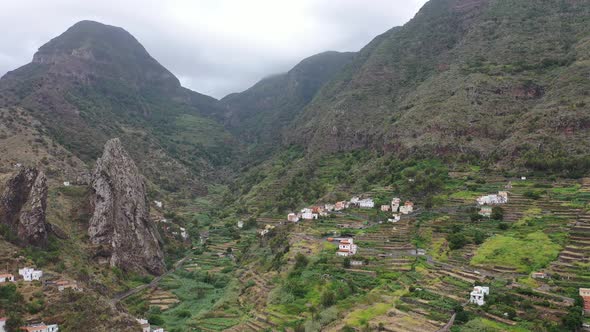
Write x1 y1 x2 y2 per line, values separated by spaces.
28 20 180 89
34 20 140 63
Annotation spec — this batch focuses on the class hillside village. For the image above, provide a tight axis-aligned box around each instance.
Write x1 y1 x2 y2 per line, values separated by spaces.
199 173 589 332
0 0 590 330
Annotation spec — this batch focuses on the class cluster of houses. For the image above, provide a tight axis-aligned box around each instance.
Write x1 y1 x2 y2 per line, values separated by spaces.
0 321 60 332
138 318 164 332
1 268 81 293
287 196 415 223
0 267 43 284
469 286 490 306
477 191 509 217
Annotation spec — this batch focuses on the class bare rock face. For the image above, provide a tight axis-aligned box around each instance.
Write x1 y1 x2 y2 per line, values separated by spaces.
89 138 165 275
0 167 49 247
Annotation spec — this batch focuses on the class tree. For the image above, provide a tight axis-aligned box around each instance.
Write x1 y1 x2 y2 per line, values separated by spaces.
320 290 336 307
294 253 309 270
473 230 486 245
448 233 468 250
454 305 469 324
244 217 258 230
491 207 504 221
562 307 582 331
343 257 351 268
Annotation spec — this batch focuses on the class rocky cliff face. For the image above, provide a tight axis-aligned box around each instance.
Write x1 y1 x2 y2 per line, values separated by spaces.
0 167 49 247
89 138 165 275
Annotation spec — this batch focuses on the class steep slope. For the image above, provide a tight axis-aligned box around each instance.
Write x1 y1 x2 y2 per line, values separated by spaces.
221 51 354 154
0 20 235 196
0 167 49 247
286 0 590 169
89 138 165 275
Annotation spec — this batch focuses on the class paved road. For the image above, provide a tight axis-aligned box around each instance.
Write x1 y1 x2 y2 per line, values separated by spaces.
111 255 190 304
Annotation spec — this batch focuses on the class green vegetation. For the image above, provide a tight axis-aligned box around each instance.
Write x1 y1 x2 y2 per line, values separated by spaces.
471 232 561 272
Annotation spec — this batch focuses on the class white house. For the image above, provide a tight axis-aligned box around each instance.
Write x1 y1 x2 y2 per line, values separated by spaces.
381 205 391 212
20 323 59 332
324 204 335 212
55 280 81 292
137 319 151 332
0 317 6 332
300 208 318 220
391 198 401 212
479 206 493 218
63 181 71 187
399 201 414 215
287 213 300 222
337 238 358 257
477 192 508 205
0 273 14 283
359 198 375 208
334 201 347 211
531 272 547 279
388 214 401 223
154 201 163 208
237 220 244 229
19 267 43 281
179 227 188 240
350 197 360 205
469 286 490 306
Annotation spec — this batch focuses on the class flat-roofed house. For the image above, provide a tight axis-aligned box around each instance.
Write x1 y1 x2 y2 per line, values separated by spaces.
0 273 14 283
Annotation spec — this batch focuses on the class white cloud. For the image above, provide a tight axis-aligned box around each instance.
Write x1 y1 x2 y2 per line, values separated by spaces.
0 0 427 98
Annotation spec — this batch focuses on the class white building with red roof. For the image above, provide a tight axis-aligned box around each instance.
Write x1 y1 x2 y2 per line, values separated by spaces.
337 238 358 257
0 274 14 283
19 322 58 332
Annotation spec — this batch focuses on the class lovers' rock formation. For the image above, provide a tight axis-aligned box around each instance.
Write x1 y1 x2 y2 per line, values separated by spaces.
0 167 49 247
89 138 165 275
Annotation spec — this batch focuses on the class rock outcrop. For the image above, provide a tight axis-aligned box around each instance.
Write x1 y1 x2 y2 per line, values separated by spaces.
0 167 49 247
89 138 165 275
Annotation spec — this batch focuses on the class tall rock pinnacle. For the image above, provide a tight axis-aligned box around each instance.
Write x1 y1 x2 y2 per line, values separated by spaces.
89 138 165 275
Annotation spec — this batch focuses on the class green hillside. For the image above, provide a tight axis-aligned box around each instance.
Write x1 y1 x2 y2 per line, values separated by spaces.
222 51 354 158
285 0 590 169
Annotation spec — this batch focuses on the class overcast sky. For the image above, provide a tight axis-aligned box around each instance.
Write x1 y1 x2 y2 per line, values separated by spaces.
1 0 427 98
